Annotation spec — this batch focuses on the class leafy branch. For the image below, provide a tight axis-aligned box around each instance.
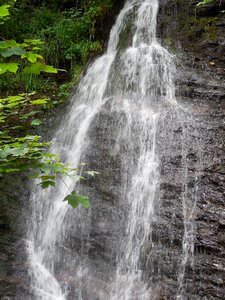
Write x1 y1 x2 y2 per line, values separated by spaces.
0 2 94 209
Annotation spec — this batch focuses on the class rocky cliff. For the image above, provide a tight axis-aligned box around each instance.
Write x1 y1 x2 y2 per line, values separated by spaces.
82 1 225 298
0 174 30 299
0 0 225 299
154 0 225 298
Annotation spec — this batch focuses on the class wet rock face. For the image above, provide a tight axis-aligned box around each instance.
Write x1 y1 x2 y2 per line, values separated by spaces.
66 1 225 299
98 0 126 42
0 174 31 300
68 1 225 300
153 0 225 298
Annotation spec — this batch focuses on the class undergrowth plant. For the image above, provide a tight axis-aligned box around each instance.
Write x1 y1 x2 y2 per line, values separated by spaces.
0 0 113 110
0 1 95 209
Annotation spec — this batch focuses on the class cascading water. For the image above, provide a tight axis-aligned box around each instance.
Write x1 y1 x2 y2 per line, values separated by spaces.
27 0 201 299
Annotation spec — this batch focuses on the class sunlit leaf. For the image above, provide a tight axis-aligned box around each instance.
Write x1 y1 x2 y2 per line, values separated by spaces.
31 119 42 126
21 52 43 63
6 95 24 102
0 40 19 49
30 98 48 105
32 47 42 51
0 5 11 17
23 62 57 74
0 63 19 74
41 64 58 73
24 39 45 45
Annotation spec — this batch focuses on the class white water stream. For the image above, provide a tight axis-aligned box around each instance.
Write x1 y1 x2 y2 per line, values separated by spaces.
27 0 200 299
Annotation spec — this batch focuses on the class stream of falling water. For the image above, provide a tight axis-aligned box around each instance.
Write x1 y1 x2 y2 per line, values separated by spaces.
26 0 200 299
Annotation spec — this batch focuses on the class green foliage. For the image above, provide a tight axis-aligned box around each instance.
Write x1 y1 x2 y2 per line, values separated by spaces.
1 0 112 70
0 91 91 208
0 5 11 17
0 1 101 209
63 192 90 208
33 6 104 67
0 0 113 102
0 62 18 74
31 119 42 126
0 38 58 75
0 93 50 173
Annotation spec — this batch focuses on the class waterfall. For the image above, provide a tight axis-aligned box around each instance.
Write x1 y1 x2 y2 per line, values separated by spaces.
27 0 201 299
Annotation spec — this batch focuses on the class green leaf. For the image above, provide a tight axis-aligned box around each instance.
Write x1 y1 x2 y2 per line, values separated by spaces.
0 40 19 49
0 116 6 122
31 119 42 126
24 39 44 45
0 131 10 138
63 192 90 209
20 135 40 142
0 47 25 58
10 147 29 157
39 180 55 189
30 98 48 105
42 153 57 158
40 175 55 181
39 165 52 174
0 148 11 159
20 111 39 120
78 196 90 208
0 63 19 74
23 62 42 74
21 52 43 63
41 64 58 73
5 168 20 173
3 95 25 108
0 147 29 158
32 47 42 51
23 62 57 74
10 126 22 130
5 95 24 102
0 5 11 17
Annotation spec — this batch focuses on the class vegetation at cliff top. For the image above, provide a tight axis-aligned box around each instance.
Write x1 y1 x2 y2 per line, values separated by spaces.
0 0 113 207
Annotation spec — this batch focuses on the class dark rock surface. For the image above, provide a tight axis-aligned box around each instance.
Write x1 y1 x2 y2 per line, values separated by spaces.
77 1 225 298
152 0 225 298
0 174 30 299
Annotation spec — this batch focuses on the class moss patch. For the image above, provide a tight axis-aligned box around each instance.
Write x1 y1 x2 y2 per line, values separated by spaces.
183 16 217 42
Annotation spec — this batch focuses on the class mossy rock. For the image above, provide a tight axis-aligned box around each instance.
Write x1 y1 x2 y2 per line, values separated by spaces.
183 16 217 41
